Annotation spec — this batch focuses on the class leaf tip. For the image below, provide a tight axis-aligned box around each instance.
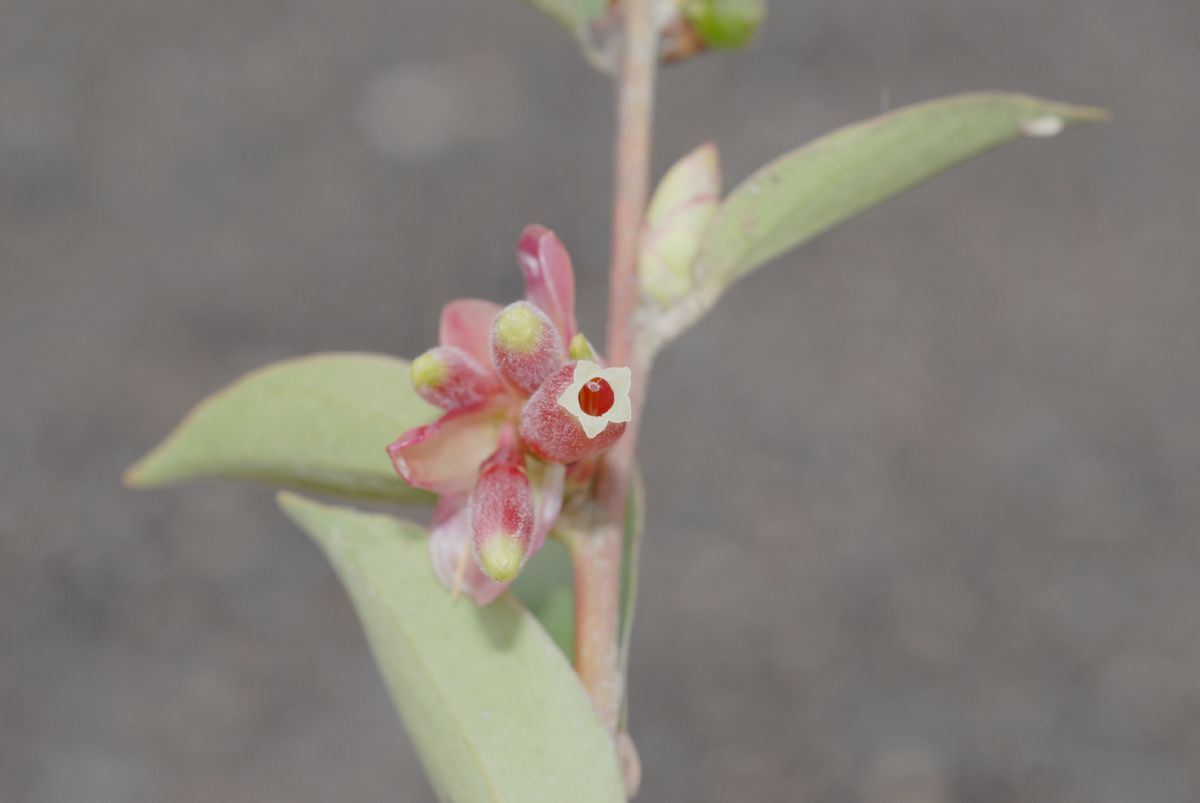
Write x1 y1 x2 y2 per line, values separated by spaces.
1020 102 1110 139
121 448 176 490
1067 104 1112 123
276 489 313 520
276 491 340 550
121 461 145 489
1032 97 1111 125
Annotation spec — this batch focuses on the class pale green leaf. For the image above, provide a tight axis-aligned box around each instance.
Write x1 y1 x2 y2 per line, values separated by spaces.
509 469 644 669
644 93 1108 347
126 352 439 504
519 0 606 31
515 0 613 70
618 470 645 728
509 538 575 659
280 493 625 803
702 93 1107 285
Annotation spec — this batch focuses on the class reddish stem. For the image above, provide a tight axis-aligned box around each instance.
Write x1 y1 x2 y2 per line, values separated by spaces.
606 0 658 370
572 0 658 742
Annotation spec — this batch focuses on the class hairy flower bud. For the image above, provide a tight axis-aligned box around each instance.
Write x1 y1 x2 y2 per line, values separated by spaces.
471 457 535 583
410 346 497 410
639 142 721 306
429 495 507 605
490 301 565 395
520 361 631 464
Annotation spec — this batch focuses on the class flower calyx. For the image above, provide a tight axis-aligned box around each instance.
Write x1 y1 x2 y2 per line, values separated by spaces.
387 226 633 603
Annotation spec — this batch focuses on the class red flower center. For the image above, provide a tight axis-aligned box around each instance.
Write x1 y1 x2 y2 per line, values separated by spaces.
577 377 615 417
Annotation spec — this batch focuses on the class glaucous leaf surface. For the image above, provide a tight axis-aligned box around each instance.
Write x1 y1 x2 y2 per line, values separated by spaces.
280 493 625 803
509 538 575 659
126 353 439 504
643 93 1108 348
509 472 643 668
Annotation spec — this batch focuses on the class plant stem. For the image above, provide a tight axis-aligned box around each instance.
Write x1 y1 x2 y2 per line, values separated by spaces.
567 509 625 730
607 0 658 371
572 0 658 740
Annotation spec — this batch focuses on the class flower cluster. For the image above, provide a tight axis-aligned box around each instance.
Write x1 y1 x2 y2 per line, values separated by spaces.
388 226 632 604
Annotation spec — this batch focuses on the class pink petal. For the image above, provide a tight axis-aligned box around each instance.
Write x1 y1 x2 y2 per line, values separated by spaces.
517 225 577 347
439 299 503 369
387 402 501 494
428 496 508 605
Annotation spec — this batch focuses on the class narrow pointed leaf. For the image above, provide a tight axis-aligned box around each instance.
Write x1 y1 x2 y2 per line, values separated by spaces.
618 470 645 728
648 93 1108 345
702 93 1107 286
126 353 439 504
618 472 645 675
279 493 625 803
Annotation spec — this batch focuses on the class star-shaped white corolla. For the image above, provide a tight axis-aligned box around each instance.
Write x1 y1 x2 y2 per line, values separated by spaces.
555 360 633 438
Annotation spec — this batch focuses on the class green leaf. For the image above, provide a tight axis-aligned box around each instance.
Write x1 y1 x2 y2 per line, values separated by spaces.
125 353 439 504
618 470 645 728
518 0 606 30
509 539 575 659
701 93 1108 285
514 0 614 70
510 470 644 674
645 93 1108 346
280 493 625 803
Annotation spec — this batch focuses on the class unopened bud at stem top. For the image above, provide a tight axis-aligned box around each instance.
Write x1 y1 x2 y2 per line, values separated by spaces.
682 0 766 51
639 142 721 306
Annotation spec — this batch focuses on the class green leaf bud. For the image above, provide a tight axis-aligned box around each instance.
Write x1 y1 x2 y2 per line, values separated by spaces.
682 0 766 51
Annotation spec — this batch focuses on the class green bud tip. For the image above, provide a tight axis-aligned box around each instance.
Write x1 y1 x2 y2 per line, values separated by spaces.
477 534 525 583
494 305 543 353
411 352 446 390
568 333 597 362
683 0 766 50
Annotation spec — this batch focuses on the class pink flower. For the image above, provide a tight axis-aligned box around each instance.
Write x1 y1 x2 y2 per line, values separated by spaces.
388 226 633 604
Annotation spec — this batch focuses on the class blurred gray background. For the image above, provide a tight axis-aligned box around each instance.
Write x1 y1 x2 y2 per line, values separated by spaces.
3 0 1198 801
